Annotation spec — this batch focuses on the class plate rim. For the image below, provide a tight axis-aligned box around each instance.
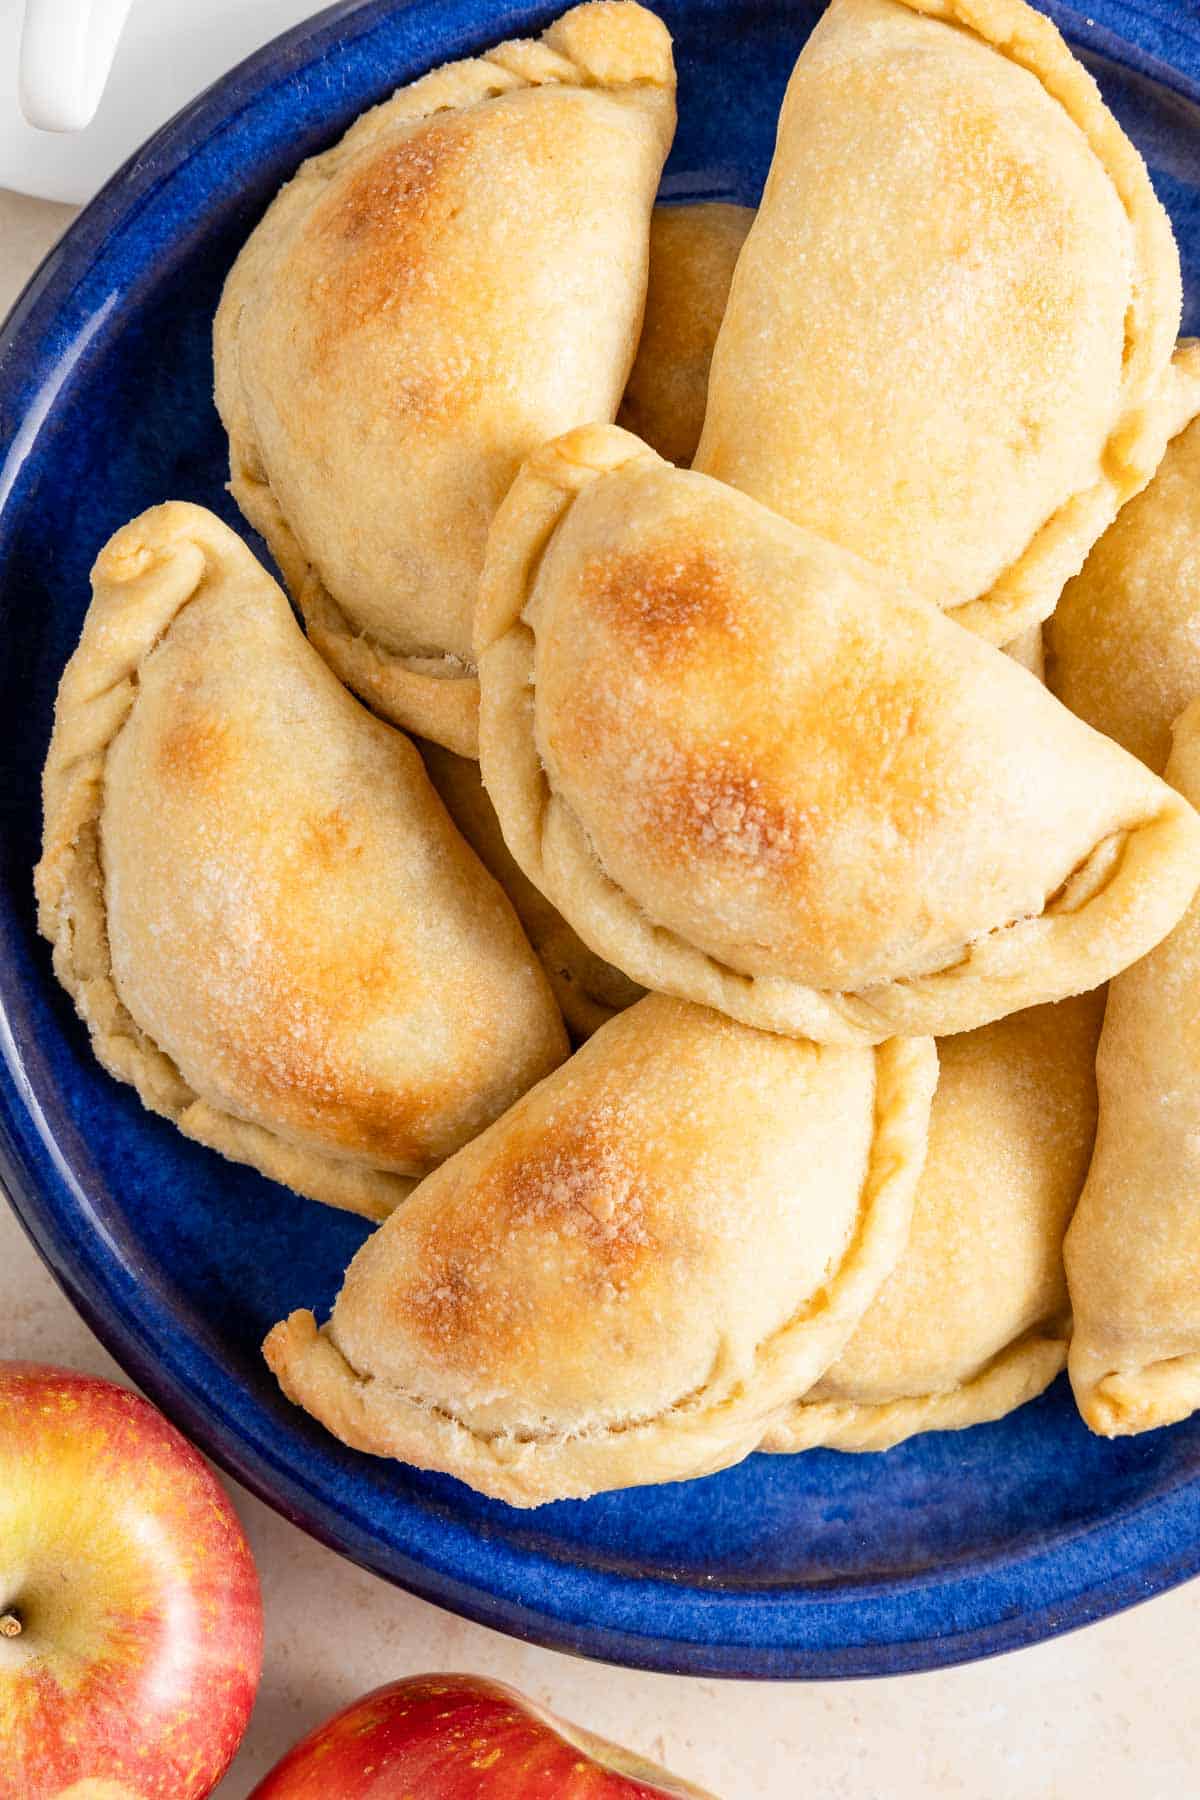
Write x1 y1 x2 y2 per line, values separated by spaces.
3 0 1200 1681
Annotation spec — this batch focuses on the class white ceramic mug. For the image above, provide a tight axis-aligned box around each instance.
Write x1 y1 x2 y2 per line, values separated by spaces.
20 0 136 133
2 0 321 203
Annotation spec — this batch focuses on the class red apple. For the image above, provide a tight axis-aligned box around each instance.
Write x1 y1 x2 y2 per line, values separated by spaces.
249 1673 716 1798
0 1363 262 1799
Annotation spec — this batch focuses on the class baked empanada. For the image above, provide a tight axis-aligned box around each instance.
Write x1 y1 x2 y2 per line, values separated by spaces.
476 425 1200 1044
765 992 1103 1453
1066 700 1200 1435
214 0 675 755
694 0 1184 645
265 996 937 1505
35 505 567 1220
1049 346 1200 774
617 201 754 467
419 742 642 1039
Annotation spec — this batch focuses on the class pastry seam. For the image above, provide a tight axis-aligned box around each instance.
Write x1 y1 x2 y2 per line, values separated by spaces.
1043 338 1200 715
761 1321 1068 1453
896 0 1183 642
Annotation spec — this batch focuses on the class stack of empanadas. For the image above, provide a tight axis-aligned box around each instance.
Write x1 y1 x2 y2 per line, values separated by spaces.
35 0 1200 1508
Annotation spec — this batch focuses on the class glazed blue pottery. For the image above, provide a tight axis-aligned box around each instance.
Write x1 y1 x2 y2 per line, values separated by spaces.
2 0 1200 1681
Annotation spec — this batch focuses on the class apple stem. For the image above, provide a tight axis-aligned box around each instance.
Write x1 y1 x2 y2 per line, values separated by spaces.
0 1613 21 1639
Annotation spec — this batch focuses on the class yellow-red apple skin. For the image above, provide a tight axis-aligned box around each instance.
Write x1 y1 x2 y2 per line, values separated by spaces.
248 1674 717 1799
0 1363 262 1800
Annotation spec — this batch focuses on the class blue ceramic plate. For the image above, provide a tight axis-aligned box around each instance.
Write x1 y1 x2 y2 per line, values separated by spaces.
3 0 1200 1682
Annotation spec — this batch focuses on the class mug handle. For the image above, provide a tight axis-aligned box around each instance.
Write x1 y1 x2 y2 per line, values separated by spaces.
19 0 135 132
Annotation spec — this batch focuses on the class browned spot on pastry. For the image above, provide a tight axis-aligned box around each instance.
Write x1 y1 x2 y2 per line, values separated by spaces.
400 1258 478 1351
823 668 945 832
205 858 453 1163
643 746 804 871
294 120 500 428
331 135 458 245
300 807 363 870
258 1046 426 1159
297 98 594 421
556 613 943 878
579 544 743 661
491 1115 658 1259
396 1112 666 1360
306 123 474 346
155 712 236 788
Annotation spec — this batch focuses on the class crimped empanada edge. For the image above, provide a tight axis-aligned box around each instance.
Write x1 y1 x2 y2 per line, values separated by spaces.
1069 1349 1200 1439
1043 338 1200 710
476 423 1200 1046
213 1 676 758
34 501 418 1223
898 0 1183 645
262 1033 938 1507
761 1326 1068 1454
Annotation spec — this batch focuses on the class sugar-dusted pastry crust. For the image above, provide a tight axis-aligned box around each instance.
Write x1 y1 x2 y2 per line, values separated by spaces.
765 991 1103 1453
1066 700 1200 1435
694 0 1184 645
1049 342 1200 774
214 0 675 755
617 202 754 467
419 741 642 1039
265 997 937 1506
35 504 567 1220
476 424 1200 1045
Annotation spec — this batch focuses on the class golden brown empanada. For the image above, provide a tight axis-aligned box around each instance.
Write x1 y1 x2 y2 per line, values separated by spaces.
694 0 1184 645
265 996 937 1506
35 505 568 1220
1066 700 1200 1435
617 201 754 467
419 742 642 1039
1049 345 1200 774
214 0 675 755
476 424 1200 1045
765 992 1103 1453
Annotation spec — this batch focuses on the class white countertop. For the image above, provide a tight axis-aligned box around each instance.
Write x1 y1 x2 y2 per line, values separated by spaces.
4 188 1198 1800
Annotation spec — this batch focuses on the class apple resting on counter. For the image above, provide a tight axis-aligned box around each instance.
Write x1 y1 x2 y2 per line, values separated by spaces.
249 1673 717 1797
0 1363 262 1800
